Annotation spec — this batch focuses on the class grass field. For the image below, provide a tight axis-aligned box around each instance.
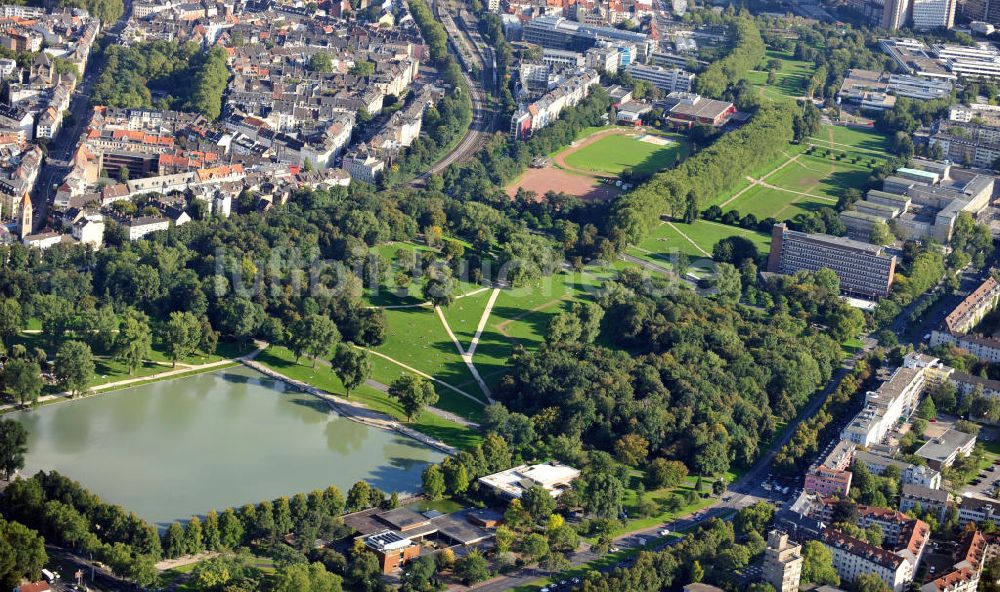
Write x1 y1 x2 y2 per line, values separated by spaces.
562 132 688 176
628 220 772 268
748 50 816 104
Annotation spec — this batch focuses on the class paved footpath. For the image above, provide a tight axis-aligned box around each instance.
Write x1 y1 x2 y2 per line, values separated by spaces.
0 348 263 413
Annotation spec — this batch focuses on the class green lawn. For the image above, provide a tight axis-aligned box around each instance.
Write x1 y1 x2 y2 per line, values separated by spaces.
721 140 885 221
629 220 771 267
750 49 816 104
442 288 495 352
563 132 689 176
255 345 483 450
812 124 894 154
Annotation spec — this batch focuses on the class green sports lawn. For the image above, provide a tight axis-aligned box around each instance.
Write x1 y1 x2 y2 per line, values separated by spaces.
562 132 689 176
628 220 772 267
725 153 874 219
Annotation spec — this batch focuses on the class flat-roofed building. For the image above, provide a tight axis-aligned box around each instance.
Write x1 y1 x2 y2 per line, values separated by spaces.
855 451 943 489
916 429 977 470
363 530 420 574
900 483 950 521
478 462 580 500
766 223 897 298
841 366 924 447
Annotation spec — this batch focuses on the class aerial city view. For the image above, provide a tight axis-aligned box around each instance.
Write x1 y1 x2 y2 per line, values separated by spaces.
9 0 1000 589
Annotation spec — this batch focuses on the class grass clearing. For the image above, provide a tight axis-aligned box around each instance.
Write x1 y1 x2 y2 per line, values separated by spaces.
629 220 771 268
750 49 816 104
562 132 689 177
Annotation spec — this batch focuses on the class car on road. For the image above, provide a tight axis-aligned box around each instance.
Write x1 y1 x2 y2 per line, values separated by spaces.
659 529 671 536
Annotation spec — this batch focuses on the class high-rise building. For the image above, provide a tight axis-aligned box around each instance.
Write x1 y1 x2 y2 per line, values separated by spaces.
763 531 803 592
883 0 913 29
766 223 898 298
912 0 956 29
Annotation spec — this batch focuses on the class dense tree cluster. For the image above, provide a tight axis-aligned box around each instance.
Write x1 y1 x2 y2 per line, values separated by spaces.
570 503 775 591
494 280 841 475
59 0 123 23
92 42 230 119
694 16 766 99
611 103 795 247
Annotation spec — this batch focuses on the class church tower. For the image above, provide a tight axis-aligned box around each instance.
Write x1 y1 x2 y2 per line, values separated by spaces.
18 193 31 239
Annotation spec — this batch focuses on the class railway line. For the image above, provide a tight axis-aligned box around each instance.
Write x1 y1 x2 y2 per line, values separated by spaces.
414 0 499 181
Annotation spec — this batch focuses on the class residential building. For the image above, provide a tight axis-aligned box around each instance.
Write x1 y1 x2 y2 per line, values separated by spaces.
478 462 581 500
125 216 170 241
821 528 915 592
855 451 942 489
510 69 600 139
766 223 897 298
900 484 950 521
958 494 1000 526
916 429 977 470
946 277 1000 334
841 366 925 447
804 466 853 497
763 530 803 592
920 532 986 592
342 150 385 184
363 530 420 574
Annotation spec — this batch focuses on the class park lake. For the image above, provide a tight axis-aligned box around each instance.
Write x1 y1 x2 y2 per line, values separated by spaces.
14 365 445 528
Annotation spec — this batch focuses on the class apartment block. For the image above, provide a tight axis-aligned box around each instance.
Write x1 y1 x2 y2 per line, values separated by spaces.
763 530 803 592
821 529 915 592
766 223 897 298
625 63 695 94
900 484 950 522
912 0 957 29
841 365 924 447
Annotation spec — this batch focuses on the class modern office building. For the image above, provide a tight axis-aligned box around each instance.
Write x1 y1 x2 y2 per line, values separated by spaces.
912 0 957 29
523 16 653 59
763 531 803 592
766 223 897 298
625 64 694 93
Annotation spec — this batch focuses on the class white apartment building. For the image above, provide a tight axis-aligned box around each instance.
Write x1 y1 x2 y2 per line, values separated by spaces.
126 216 169 241
912 0 957 29
854 451 943 489
841 366 925 447
342 151 385 184
821 529 915 592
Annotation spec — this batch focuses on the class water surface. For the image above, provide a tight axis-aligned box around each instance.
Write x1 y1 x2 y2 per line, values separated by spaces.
16 365 444 527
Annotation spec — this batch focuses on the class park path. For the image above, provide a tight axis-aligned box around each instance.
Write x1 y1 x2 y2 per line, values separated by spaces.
244 357 458 455
718 152 802 209
466 288 501 359
0 346 264 414
666 221 710 257
363 348 485 406
434 305 494 403
364 378 479 428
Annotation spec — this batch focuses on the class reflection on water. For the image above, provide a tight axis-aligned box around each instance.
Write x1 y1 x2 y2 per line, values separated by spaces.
14 365 444 528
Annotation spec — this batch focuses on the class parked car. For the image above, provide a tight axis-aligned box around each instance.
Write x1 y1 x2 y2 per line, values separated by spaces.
659 529 671 536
